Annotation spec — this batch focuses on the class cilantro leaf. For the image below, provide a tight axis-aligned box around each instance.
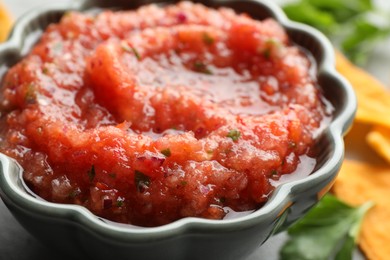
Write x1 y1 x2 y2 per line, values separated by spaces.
341 16 390 64
282 0 390 64
280 194 373 260
299 0 373 23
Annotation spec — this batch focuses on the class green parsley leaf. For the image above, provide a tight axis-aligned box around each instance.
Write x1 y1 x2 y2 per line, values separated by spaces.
160 148 171 157
280 194 373 260
88 165 96 182
341 17 390 64
282 3 336 34
134 170 151 192
227 129 241 141
282 0 390 64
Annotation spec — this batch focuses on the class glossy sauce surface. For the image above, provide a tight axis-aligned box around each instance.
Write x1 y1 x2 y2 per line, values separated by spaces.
0 2 331 226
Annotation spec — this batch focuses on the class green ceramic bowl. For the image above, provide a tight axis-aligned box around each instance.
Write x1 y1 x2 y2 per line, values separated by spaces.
0 0 356 259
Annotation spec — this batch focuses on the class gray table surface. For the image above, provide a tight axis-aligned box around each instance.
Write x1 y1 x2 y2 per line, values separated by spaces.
1 0 389 259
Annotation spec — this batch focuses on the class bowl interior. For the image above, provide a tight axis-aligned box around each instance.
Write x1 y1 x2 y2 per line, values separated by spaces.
0 0 355 233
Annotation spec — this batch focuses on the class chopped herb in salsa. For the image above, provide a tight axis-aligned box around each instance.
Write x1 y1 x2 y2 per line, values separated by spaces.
227 129 241 141
121 42 141 60
193 61 212 74
202 32 215 45
161 148 172 157
135 170 151 192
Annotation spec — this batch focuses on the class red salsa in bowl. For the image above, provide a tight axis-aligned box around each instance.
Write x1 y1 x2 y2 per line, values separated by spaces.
0 2 332 227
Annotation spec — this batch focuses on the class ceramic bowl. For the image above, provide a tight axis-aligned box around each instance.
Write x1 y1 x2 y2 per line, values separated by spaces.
0 0 356 259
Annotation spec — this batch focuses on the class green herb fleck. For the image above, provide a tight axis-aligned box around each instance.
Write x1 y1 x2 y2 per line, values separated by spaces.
271 169 278 176
227 129 241 141
180 181 188 186
68 189 80 198
122 42 141 60
88 165 96 182
25 84 36 104
42 67 49 75
109 173 116 179
116 197 124 207
206 149 214 159
193 61 212 75
261 39 282 59
280 194 373 260
160 148 171 157
219 197 226 204
203 33 215 45
131 46 141 60
134 170 151 192
263 48 271 59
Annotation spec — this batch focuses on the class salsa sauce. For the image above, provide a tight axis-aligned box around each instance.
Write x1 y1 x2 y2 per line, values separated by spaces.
0 2 331 226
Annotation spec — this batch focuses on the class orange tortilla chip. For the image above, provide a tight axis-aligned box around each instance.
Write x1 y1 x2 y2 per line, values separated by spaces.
335 51 390 128
333 159 390 260
366 126 390 164
0 1 12 42
336 51 390 165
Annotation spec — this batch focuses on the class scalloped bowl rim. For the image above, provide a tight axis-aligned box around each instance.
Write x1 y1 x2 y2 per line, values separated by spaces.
0 0 356 242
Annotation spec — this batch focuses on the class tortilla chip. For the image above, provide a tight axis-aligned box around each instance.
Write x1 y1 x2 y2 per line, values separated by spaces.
335 51 390 128
344 122 385 165
0 1 12 42
333 159 390 260
366 126 390 164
